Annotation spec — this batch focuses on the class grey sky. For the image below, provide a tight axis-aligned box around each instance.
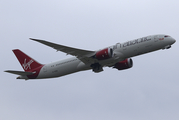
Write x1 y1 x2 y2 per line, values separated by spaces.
1 0 179 120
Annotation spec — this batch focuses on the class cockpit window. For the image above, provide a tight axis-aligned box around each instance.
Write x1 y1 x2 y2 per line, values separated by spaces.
164 35 170 37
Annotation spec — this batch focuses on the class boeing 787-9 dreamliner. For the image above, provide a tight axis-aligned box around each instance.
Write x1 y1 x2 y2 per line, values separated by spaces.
5 34 176 80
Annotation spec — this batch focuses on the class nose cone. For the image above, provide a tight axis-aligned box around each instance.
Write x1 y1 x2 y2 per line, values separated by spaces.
164 36 176 45
171 38 176 44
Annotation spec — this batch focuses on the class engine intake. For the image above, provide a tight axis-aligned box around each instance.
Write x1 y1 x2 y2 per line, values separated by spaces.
114 58 133 70
95 48 113 60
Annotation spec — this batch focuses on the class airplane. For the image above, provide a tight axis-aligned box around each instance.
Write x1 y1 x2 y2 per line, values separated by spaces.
5 34 176 80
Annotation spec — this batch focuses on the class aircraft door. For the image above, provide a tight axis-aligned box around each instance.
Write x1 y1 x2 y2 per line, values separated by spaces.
116 43 121 48
112 43 121 52
154 35 159 42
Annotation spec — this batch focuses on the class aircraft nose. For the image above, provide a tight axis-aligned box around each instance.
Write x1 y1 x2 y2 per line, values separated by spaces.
165 36 176 45
171 38 176 44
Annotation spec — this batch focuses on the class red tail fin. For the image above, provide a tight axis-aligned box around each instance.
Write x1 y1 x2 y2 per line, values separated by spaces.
13 49 42 72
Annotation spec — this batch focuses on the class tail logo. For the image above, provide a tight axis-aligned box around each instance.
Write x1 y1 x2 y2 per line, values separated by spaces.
22 59 34 70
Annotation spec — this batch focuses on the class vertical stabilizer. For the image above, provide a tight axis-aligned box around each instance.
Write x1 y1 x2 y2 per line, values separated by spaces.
13 49 43 72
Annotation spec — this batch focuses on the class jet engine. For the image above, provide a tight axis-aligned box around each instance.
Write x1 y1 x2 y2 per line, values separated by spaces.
95 48 113 60
113 58 133 70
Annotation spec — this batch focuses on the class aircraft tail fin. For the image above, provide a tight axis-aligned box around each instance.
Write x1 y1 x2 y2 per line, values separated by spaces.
13 49 43 72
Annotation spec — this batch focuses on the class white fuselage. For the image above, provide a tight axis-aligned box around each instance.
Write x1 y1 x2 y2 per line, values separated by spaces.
36 34 175 79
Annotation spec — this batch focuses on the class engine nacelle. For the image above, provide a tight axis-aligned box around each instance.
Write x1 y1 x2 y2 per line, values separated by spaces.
113 58 133 70
95 48 113 60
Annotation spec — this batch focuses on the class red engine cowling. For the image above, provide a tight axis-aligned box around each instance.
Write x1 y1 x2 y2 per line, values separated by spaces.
114 58 133 70
95 48 113 60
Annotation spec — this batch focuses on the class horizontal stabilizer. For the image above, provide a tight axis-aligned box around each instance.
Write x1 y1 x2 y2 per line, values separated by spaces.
4 70 34 76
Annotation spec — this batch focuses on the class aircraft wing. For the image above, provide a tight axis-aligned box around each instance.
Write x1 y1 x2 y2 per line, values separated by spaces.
4 70 34 76
30 38 97 64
